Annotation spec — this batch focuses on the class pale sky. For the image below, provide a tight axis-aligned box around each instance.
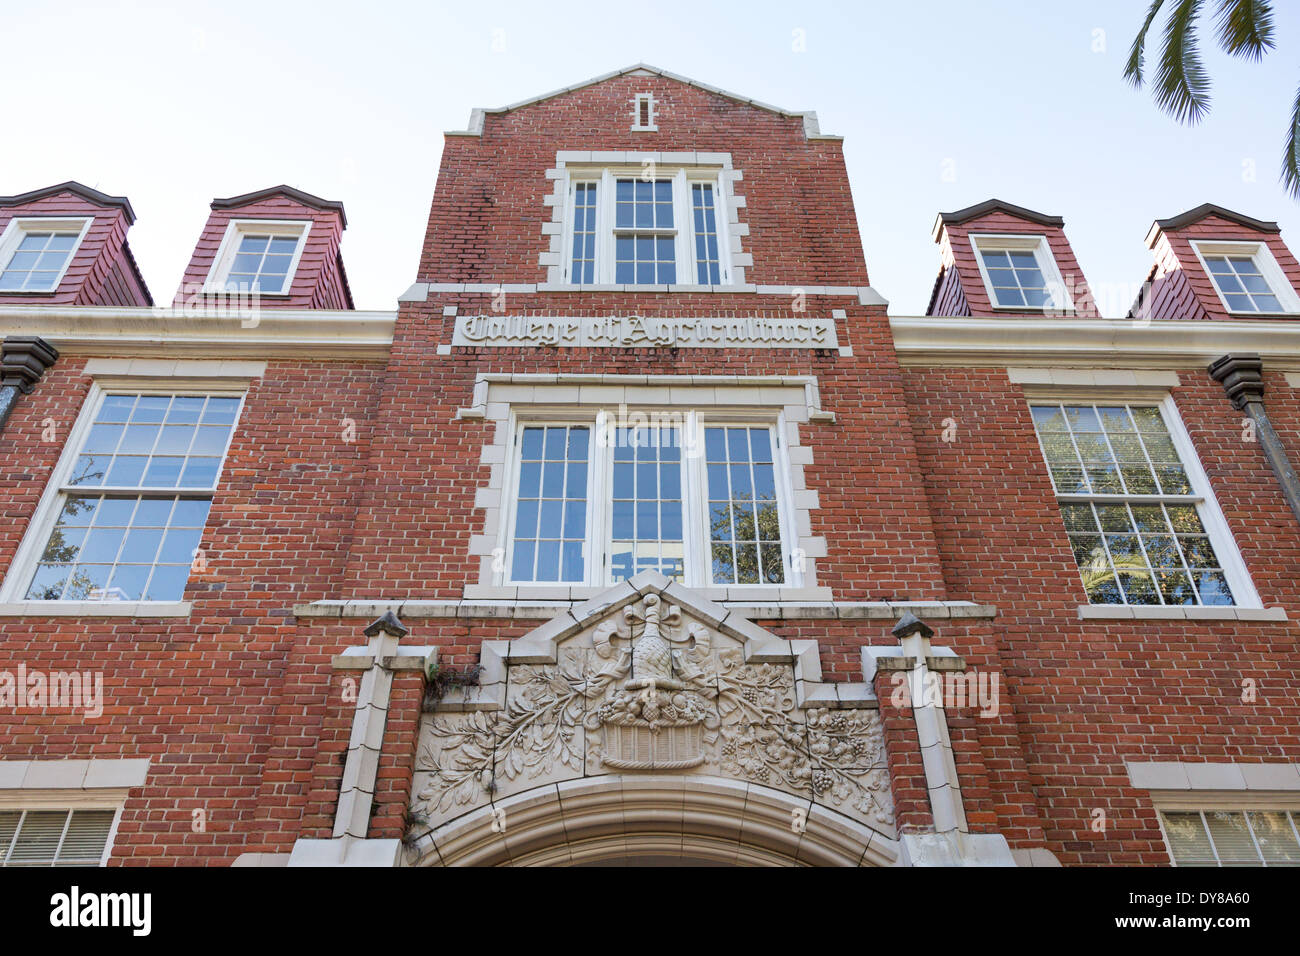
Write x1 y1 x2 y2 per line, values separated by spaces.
5 0 1298 315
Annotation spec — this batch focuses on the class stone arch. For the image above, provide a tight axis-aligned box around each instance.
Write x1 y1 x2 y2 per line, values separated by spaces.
407 775 899 867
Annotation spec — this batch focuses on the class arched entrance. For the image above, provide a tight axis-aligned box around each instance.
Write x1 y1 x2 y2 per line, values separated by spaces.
407 775 899 867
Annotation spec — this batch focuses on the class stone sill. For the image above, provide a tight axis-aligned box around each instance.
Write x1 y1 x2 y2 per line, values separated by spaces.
0 601 192 618
294 598 998 622
1127 759 1300 792
1077 604 1287 622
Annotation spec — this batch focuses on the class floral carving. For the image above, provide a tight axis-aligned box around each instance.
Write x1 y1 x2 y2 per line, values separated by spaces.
414 597 893 830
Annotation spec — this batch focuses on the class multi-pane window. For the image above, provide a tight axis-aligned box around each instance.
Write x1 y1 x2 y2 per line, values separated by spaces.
614 179 676 284
978 249 1051 307
691 183 721 284
505 418 790 588
563 168 729 286
224 233 300 293
706 427 784 585
0 228 83 292
1161 809 1300 866
1031 402 1236 606
611 427 684 581
570 183 598 285
207 220 308 295
1203 255 1284 313
510 426 589 583
0 809 117 866
21 392 242 604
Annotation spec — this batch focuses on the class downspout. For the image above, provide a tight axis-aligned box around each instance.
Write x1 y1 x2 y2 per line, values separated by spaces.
1208 353 1300 527
0 336 60 434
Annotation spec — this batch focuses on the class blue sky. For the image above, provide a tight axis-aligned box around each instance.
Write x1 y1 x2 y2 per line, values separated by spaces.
5 0 1297 315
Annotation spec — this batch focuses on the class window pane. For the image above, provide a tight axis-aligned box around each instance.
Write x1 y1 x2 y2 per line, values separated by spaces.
509 425 588 582
1162 812 1216 865
705 426 785 585
26 493 210 603
608 427 684 583
1248 812 1300 865
1030 403 1234 607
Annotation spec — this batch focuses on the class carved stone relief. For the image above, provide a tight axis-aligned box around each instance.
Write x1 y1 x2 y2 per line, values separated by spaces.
411 590 892 838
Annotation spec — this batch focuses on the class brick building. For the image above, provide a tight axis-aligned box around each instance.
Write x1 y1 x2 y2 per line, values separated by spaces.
2 65 1299 867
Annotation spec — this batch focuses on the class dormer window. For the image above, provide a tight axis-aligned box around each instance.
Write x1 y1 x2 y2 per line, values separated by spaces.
1191 240 1298 315
0 217 92 293
564 167 730 287
970 234 1072 311
205 219 310 295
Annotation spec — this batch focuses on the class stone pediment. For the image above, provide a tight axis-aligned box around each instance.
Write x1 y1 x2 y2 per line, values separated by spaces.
410 572 892 850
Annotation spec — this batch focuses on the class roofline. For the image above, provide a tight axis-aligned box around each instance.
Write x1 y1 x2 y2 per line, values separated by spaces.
444 63 840 142
211 185 347 228
931 199 1064 240
0 181 136 225
1146 203 1280 246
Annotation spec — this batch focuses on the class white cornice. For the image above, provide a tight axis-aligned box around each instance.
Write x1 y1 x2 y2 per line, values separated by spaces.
890 315 1300 371
0 306 395 360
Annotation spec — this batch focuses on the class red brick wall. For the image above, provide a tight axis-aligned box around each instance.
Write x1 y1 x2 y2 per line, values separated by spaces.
901 365 1300 864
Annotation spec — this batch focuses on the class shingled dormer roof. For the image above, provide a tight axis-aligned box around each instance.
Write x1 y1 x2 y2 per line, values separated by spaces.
211 185 347 227
1147 203 1280 244
932 199 1063 240
0 181 137 225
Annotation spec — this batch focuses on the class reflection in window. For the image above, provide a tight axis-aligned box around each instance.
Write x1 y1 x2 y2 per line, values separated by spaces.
610 427 683 582
706 426 785 585
1031 403 1233 606
24 393 241 603
510 426 589 583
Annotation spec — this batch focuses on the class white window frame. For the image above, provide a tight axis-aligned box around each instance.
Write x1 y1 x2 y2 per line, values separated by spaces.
631 92 659 131
202 218 312 296
0 216 93 294
0 798 124 867
1189 239 1300 315
0 381 245 614
561 166 733 287
1155 801 1300 867
1028 392 1260 609
969 233 1075 312
497 408 802 590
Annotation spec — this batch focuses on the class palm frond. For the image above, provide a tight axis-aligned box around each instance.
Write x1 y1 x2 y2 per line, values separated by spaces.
1125 0 1168 88
1154 0 1211 124
1283 82 1300 199
1214 0 1275 60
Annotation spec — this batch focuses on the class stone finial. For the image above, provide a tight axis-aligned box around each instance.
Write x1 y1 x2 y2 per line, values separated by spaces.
892 611 933 640
1 336 59 394
1208 353 1265 410
363 610 409 639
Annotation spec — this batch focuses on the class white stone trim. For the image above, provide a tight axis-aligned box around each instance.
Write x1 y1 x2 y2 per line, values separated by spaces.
1078 604 1285 621
457 373 832 595
890 314 1300 369
0 305 394 359
406 775 894 867
1007 368 1181 388
1127 760 1300 795
294 598 997 620
80 358 267 379
0 758 150 790
0 600 192 618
